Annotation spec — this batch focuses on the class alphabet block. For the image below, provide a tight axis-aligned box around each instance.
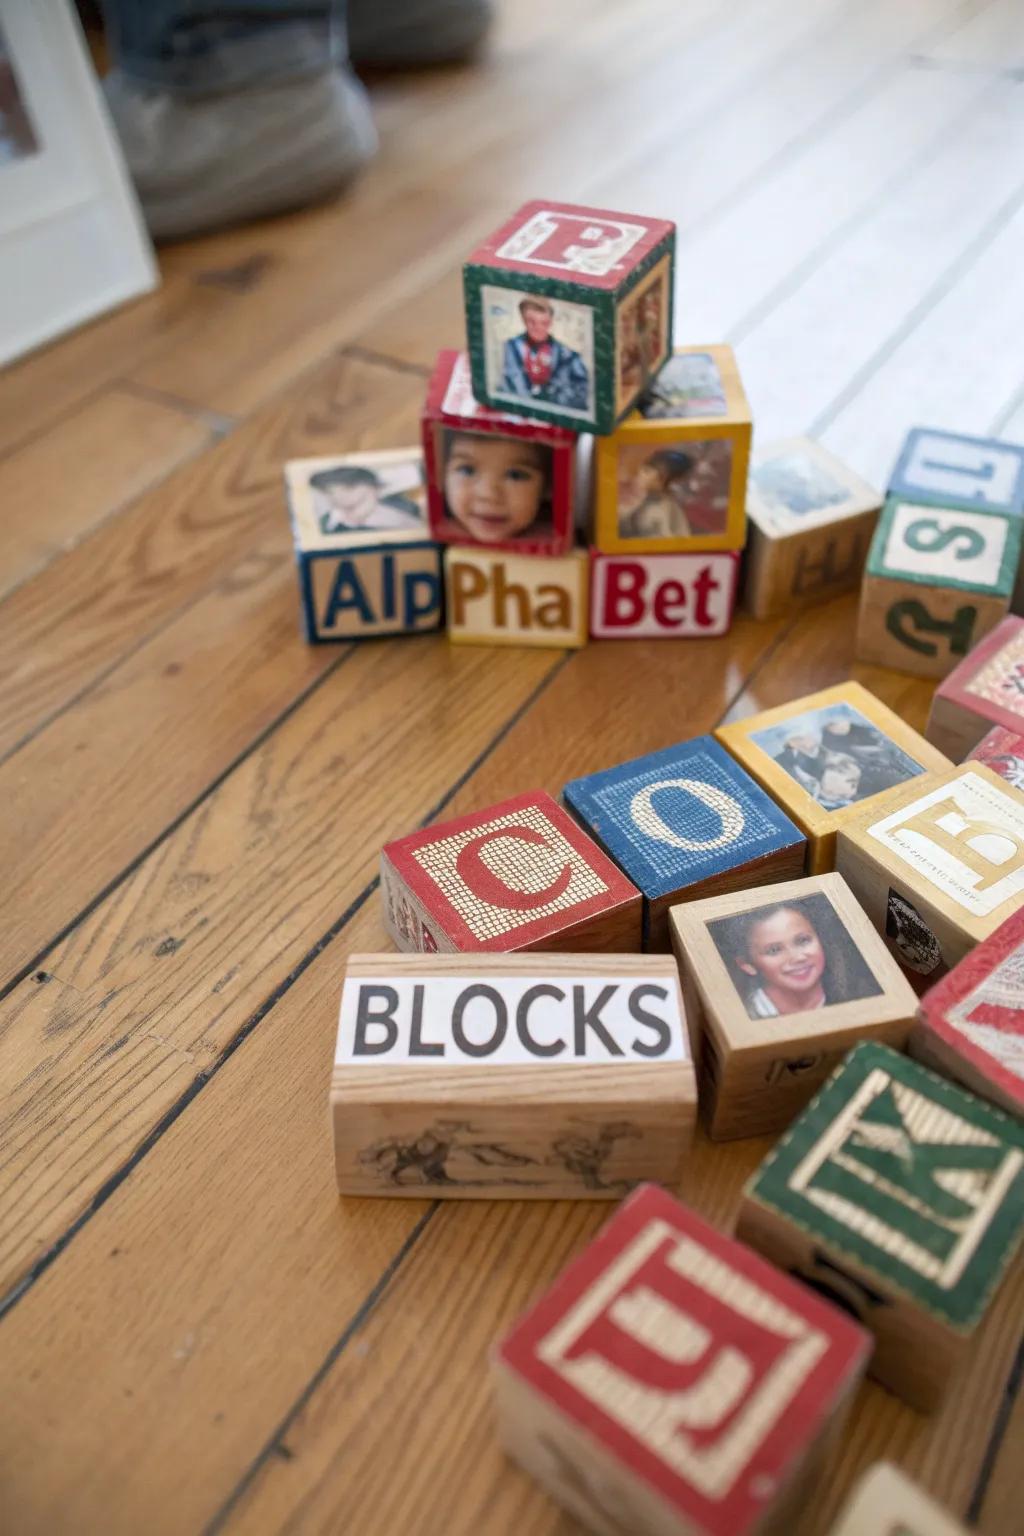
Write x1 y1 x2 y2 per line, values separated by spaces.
716 682 951 875
827 1464 967 1536
835 763 1024 991
670 873 918 1141
592 344 751 555
380 790 642 954
913 906 1024 1118
926 614 1024 760
464 200 675 435
331 954 697 1197
855 496 1020 679
743 437 882 620
285 450 442 641
967 724 1024 789
563 737 806 951
737 1041 1024 1409
422 350 576 555
492 1182 870 1536
889 427 1024 517
446 546 589 648
589 551 739 638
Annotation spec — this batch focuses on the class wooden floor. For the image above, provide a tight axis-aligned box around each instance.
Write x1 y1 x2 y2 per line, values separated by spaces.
1 1 1022 1531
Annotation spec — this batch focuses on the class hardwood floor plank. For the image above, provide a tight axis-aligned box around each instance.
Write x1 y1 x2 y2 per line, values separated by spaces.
975 1344 1024 1533
916 0 1024 70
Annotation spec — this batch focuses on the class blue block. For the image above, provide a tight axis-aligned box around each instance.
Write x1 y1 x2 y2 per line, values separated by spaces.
298 543 444 643
888 428 1024 517
563 737 806 949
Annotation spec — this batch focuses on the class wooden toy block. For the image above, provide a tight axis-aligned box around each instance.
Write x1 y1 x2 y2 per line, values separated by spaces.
827 1463 968 1536
737 1040 1024 1409
492 1182 870 1536
590 550 739 639
835 762 1024 991
284 450 442 642
716 682 951 876
380 790 642 954
331 953 697 1197
913 905 1024 1118
563 737 805 952
743 437 882 620
968 724 1024 790
669 873 918 1141
446 545 589 648
926 613 1024 760
592 345 751 555
464 200 675 435
855 496 1020 679
421 349 576 555
889 426 1024 517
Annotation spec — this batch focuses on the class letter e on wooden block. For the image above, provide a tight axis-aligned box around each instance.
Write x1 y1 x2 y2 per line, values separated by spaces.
670 873 918 1141
446 546 589 647
913 905 1024 1118
492 1182 870 1536
590 551 739 638
331 953 697 1197
381 790 641 953
926 614 1024 760
564 737 805 952
716 682 950 875
737 1041 1024 1409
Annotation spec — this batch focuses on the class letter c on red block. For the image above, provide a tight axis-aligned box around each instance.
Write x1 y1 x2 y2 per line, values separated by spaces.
455 825 573 911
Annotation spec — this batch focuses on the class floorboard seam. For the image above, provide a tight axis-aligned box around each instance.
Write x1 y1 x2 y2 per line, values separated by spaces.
118 377 239 438
967 1328 1024 1521
340 344 434 379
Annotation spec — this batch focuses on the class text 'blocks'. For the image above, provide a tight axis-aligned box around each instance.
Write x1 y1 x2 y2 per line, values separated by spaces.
590 551 739 638
381 790 642 954
889 427 1024 517
564 737 806 952
446 546 589 648
738 1041 1024 1408
493 1182 870 1536
926 614 1024 761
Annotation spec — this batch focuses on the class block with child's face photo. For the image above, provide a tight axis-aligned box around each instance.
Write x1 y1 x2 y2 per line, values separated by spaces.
615 258 670 414
482 286 594 422
308 455 426 537
440 429 554 546
707 893 883 1022
749 702 926 811
616 438 732 541
638 351 728 420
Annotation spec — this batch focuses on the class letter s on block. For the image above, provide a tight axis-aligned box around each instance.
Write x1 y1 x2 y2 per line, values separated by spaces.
455 825 573 911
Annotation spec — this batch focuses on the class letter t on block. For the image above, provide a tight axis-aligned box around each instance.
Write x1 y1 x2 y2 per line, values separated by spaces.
491 1183 870 1536
380 790 642 953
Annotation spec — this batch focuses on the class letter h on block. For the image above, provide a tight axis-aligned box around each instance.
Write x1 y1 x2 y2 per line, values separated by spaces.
380 791 643 953
492 1182 871 1536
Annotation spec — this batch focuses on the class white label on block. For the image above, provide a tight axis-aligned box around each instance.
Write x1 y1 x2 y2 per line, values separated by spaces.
495 211 647 274
902 431 1022 509
591 554 734 638
882 502 1008 589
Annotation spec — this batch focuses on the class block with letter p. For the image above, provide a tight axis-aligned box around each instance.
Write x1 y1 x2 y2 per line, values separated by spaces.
380 790 642 954
492 1182 870 1536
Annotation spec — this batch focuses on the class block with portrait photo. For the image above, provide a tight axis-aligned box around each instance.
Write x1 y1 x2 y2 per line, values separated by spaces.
421 350 576 556
715 682 951 875
380 790 642 955
826 1464 968 1536
926 613 1024 760
464 200 675 436
855 496 1020 679
967 724 1024 790
563 737 805 952
445 546 589 648
331 953 697 1198
492 1181 870 1536
743 436 882 620
889 426 1024 517
737 1040 1024 1409
590 550 739 639
592 344 752 556
835 763 1024 995
669 873 917 1141
284 449 443 641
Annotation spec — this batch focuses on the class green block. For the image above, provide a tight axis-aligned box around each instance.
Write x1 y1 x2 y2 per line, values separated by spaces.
866 495 1020 598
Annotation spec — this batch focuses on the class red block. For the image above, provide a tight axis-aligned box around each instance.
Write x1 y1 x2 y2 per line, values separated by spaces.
381 790 642 954
590 551 739 639
914 905 1024 1117
493 1183 870 1536
467 201 674 289
967 724 1024 792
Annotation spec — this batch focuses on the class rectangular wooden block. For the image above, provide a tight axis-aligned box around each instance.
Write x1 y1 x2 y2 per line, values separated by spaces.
743 436 882 620
669 873 918 1141
421 349 576 555
589 550 739 638
926 613 1024 759
835 762 1024 992
855 496 1020 679
826 1463 968 1536
967 723 1024 790
563 737 806 952
737 1041 1024 1409
381 789 642 954
592 344 751 555
493 1182 870 1536
284 450 443 641
464 200 675 435
913 905 1024 1118
889 426 1024 517
446 545 589 647
715 682 951 875
331 954 697 1198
